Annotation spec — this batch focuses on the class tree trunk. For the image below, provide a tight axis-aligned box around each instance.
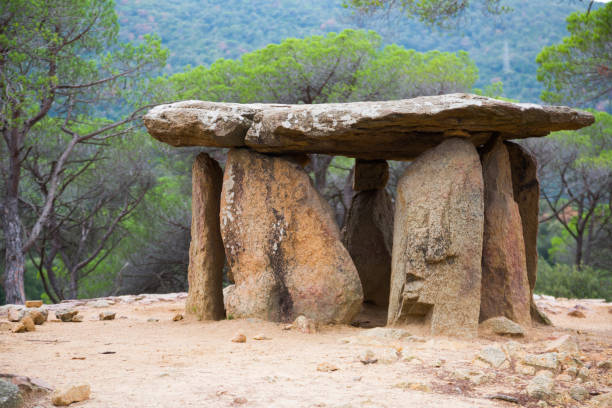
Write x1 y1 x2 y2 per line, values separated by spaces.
2 195 26 304
69 268 79 300
312 155 333 191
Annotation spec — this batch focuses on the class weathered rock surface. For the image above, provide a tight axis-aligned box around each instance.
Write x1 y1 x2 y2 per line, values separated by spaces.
185 153 226 321
480 137 531 328
220 149 363 323
24 300 42 308
387 138 484 337
506 141 549 325
343 188 393 306
0 379 22 408
480 316 524 336
98 311 116 321
527 371 555 400
352 159 389 191
51 384 90 406
143 94 594 160
55 309 78 322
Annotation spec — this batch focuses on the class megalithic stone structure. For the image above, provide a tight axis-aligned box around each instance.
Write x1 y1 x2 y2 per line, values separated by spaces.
505 141 551 325
143 93 594 333
479 137 532 328
387 138 484 337
343 159 394 307
185 153 226 320
219 148 363 323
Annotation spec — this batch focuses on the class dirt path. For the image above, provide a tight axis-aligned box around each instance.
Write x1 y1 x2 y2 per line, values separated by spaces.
1 294 610 407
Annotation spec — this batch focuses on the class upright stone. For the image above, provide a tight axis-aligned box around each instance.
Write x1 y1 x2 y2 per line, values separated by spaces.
220 148 363 323
185 153 225 320
343 187 393 307
480 138 531 327
353 159 389 191
505 141 550 325
388 138 484 337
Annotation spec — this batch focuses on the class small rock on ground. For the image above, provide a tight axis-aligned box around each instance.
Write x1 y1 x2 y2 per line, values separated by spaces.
55 309 78 322
527 371 555 400
477 345 508 368
545 335 579 354
480 316 524 336
231 333 246 343
253 334 268 340
0 379 22 408
316 362 338 372
51 384 90 406
567 308 586 318
522 353 559 372
569 385 588 401
292 316 317 334
172 314 183 321
71 315 84 323
99 311 116 321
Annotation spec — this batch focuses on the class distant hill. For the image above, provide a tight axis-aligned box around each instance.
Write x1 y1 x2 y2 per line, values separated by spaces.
116 0 595 103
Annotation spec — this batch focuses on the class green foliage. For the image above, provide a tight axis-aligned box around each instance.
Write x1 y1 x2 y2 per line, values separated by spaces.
166 29 478 104
343 0 511 28
535 260 612 301
116 0 593 102
537 2 612 108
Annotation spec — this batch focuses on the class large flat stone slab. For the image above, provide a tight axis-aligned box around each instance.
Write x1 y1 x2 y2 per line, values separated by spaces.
143 94 594 160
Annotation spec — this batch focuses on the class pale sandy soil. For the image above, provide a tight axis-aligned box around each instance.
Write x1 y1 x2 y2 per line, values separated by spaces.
1 294 610 408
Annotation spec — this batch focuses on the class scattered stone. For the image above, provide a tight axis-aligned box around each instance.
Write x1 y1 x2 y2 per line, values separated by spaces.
569 385 588 401
556 374 573 382
25 300 43 308
360 327 411 341
577 367 589 381
358 348 399 365
220 149 363 323
452 368 491 385
597 361 611 370
566 366 578 378
0 379 22 408
55 309 78 322
185 153 226 321
28 309 47 325
567 308 586 318
7 307 24 322
231 333 246 343
71 315 84 323
388 138 484 337
51 384 91 406
21 316 35 332
536 401 548 408
480 316 524 336
98 311 116 321
517 364 537 376
478 345 508 369
89 300 111 308
292 316 317 334
252 334 269 341
503 341 525 361
393 382 431 392
316 362 338 372
527 371 555 400
545 335 579 354
232 397 248 405
172 314 183 321
147 318 159 322
591 392 612 407
523 353 559 372
488 394 519 404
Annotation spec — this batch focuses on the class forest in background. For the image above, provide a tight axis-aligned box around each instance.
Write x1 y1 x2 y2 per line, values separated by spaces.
115 0 595 104
0 0 610 305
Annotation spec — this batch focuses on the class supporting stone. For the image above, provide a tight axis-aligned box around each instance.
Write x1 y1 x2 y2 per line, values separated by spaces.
343 188 394 307
353 159 389 191
388 138 484 337
480 137 531 328
506 141 551 325
185 153 225 320
220 148 363 323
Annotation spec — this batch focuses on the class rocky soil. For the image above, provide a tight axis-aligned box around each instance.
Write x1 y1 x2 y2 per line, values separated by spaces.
1 293 610 408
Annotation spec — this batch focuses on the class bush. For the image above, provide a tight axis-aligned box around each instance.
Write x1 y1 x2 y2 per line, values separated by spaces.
535 260 612 301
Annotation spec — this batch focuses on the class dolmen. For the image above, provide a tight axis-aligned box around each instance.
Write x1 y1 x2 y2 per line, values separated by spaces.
144 93 593 336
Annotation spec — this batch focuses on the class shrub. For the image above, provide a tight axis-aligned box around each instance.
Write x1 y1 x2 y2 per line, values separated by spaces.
535 260 612 301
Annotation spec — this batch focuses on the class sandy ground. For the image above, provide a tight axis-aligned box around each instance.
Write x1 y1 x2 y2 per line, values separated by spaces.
1 294 611 408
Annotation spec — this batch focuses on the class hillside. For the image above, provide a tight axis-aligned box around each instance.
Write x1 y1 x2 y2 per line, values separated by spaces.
115 0 595 103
